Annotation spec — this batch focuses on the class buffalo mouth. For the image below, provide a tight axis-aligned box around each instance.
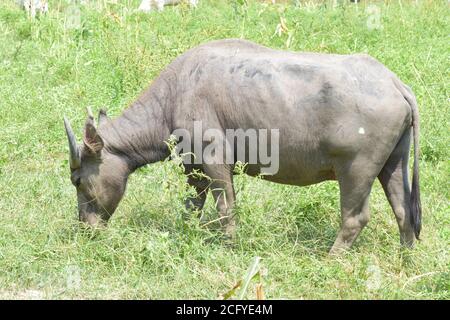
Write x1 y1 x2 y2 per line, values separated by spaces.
78 198 113 227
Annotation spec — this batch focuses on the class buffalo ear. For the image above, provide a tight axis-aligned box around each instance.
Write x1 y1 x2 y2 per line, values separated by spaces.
83 113 104 154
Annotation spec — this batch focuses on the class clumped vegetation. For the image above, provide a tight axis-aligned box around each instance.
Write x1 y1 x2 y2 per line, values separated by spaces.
0 0 448 299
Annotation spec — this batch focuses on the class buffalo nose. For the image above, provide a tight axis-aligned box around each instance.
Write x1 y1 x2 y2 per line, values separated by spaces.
80 212 100 227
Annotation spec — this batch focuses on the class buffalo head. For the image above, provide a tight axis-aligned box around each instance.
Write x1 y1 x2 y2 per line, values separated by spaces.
63 108 129 226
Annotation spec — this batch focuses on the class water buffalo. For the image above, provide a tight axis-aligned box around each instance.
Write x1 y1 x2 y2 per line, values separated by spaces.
64 39 421 253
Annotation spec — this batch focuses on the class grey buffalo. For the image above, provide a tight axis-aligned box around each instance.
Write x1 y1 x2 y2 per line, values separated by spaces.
64 39 421 253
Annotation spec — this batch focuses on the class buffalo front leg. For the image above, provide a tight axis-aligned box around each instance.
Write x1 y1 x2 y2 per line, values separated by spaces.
203 164 236 240
330 163 377 254
185 174 209 213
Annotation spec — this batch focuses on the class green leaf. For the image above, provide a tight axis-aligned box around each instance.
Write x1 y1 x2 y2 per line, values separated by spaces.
238 256 261 300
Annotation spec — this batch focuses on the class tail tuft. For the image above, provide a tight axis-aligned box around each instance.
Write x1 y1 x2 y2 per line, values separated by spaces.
411 165 422 239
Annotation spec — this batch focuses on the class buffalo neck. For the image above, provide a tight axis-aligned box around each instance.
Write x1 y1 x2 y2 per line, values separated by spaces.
100 78 174 172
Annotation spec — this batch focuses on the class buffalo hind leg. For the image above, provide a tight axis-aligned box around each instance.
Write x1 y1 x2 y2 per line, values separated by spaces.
330 162 377 254
378 128 415 247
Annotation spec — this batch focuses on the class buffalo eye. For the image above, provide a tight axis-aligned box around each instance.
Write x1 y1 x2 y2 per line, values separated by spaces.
71 176 81 188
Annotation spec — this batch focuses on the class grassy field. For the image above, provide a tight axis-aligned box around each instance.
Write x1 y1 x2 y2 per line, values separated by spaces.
0 0 448 299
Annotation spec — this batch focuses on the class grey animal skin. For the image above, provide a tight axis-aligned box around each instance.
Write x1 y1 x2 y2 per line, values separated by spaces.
64 39 421 253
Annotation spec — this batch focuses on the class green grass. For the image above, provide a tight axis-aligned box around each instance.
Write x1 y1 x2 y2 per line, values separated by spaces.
0 0 449 299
